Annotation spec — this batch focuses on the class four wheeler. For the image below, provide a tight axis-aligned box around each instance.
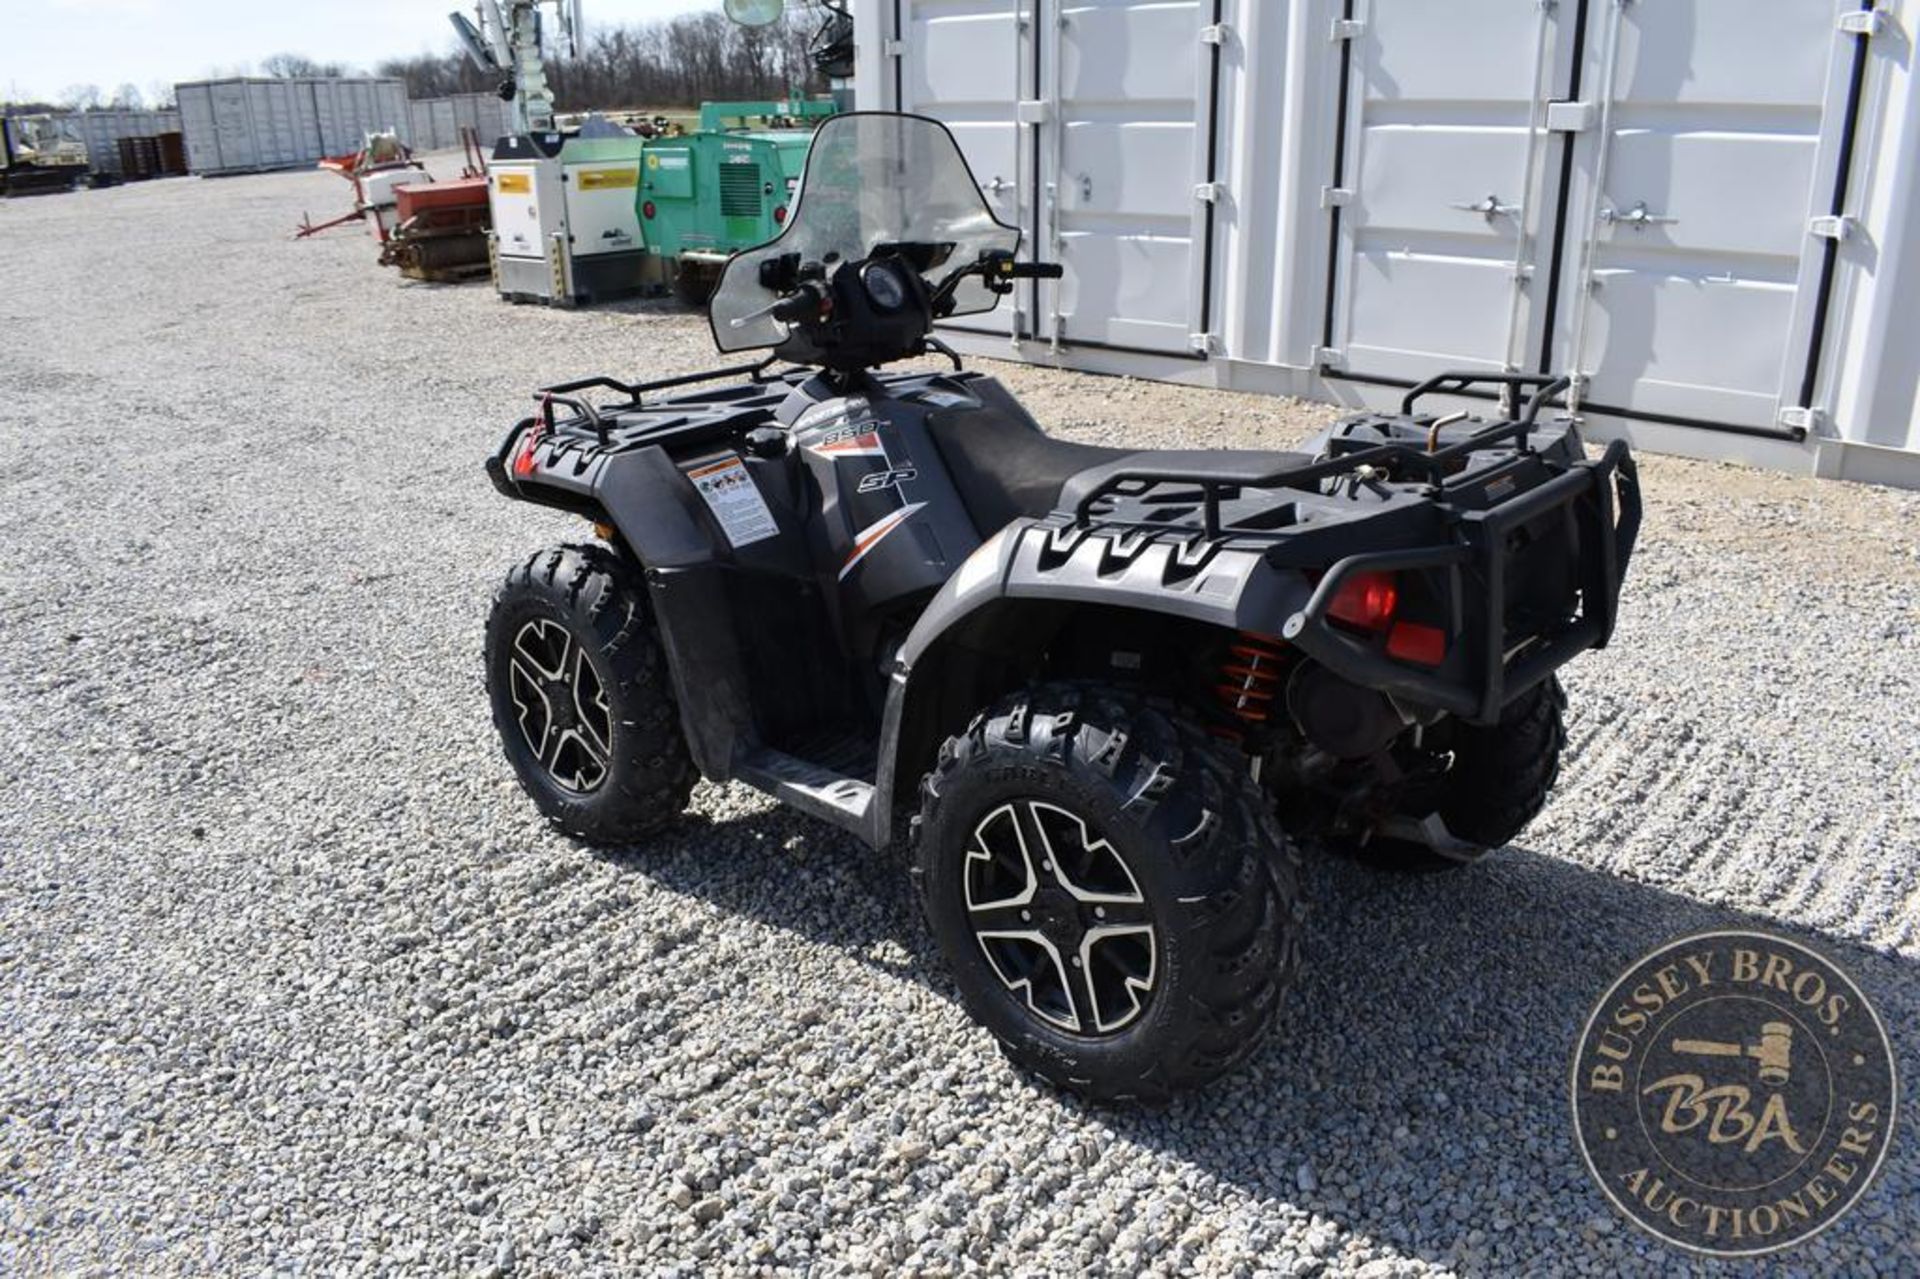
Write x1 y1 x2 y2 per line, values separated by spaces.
482 113 1641 1102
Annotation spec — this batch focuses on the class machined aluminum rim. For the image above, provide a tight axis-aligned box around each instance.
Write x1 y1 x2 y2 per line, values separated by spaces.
963 800 1158 1036
507 618 612 794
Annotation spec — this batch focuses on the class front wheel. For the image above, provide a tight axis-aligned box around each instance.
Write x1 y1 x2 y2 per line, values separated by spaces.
485 543 695 842
913 684 1303 1103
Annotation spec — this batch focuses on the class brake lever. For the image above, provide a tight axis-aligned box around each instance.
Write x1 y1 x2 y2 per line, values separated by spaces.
727 296 789 330
729 283 826 329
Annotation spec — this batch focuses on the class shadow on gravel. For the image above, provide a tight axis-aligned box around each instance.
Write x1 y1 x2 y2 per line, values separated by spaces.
590 812 1916 1275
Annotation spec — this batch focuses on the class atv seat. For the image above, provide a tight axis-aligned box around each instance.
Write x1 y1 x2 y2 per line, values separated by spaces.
926 392 1314 535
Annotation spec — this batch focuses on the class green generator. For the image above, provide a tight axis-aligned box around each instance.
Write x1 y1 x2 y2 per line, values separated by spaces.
638 129 814 305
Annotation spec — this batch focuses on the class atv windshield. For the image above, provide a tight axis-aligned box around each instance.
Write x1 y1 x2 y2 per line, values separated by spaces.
709 112 1021 352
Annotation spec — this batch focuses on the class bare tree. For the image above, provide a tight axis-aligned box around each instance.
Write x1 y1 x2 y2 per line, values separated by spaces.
60 84 104 110
110 83 145 109
262 53 352 79
381 10 826 111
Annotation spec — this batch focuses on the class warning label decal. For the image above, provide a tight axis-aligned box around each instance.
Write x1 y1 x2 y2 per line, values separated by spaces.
684 454 779 549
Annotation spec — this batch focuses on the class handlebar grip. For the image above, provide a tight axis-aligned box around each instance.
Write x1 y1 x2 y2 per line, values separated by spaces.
770 285 823 323
1005 262 1064 279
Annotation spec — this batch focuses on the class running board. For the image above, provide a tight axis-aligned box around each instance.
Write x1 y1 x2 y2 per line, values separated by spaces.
734 747 876 838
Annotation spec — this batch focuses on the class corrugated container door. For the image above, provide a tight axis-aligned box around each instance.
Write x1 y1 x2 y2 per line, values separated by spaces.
246 81 282 166
177 85 217 173
380 82 409 144
322 82 350 153
342 82 361 139
79 114 113 173
212 82 257 171
1037 0 1224 356
894 0 1029 340
1322 0 1566 383
1556 0 1863 433
279 80 304 163
292 82 322 158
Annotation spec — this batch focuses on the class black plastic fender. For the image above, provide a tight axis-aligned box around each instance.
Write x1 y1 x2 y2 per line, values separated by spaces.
869 519 1317 840
897 520 1311 670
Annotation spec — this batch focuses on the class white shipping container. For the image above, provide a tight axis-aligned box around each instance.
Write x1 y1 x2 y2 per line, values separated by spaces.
52 110 183 175
406 94 512 152
450 92 513 146
858 0 1920 488
173 77 411 176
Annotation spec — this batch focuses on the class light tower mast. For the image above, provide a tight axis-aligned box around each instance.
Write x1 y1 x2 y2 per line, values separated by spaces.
449 0 583 135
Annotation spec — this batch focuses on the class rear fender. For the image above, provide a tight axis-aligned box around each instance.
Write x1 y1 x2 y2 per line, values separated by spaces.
872 522 1314 837
898 521 1310 670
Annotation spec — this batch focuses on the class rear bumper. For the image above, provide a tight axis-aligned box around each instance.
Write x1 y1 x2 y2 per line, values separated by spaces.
1281 439 1641 724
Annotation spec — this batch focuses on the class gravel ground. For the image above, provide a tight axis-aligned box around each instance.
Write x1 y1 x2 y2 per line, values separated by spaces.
1 160 1916 1277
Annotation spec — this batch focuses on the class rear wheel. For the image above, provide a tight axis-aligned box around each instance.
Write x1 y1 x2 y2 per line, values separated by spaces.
1356 676 1568 872
913 683 1303 1103
485 543 695 842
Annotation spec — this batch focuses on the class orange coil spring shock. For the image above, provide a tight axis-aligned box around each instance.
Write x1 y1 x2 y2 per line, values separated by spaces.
1214 632 1288 724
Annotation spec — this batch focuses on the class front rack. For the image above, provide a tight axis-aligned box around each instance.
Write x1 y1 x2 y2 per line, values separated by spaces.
532 356 783 443
1070 373 1572 538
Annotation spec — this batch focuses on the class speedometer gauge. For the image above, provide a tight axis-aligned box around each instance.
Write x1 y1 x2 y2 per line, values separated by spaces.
862 262 909 313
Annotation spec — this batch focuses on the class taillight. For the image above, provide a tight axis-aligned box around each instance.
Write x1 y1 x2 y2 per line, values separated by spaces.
1327 571 1399 631
511 431 540 478
1386 621 1447 667
773 205 787 224
642 200 656 219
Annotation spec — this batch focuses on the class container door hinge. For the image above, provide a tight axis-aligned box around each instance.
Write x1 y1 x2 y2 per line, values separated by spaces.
1838 9 1885 37
1321 186 1353 208
1546 100 1595 132
1809 214 1857 241
882 38 906 58
1330 17 1367 41
1193 181 1223 204
1777 406 1825 435
1189 332 1219 355
1200 23 1231 45
1016 99 1050 124
1314 346 1346 369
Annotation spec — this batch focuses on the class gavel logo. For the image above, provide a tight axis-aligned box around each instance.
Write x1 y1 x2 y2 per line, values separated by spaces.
1671 1021 1794 1087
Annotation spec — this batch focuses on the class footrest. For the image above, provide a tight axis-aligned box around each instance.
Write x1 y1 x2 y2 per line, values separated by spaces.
735 746 875 834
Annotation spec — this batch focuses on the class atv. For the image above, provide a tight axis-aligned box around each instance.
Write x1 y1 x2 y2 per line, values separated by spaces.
482 113 1641 1102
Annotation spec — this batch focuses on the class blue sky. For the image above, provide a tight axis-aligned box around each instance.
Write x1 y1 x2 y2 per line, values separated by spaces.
6 0 711 104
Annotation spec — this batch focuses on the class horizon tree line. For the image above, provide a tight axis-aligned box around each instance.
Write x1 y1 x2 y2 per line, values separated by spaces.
10 10 825 116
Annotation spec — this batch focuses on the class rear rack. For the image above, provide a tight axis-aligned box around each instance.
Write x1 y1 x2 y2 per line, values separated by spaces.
1281 437 1641 724
1070 373 1571 537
